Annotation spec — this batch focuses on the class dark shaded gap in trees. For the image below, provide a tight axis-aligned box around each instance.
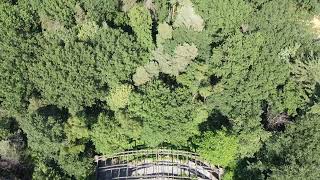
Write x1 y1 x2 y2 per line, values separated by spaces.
6 0 18 6
210 34 225 49
82 100 105 128
260 100 269 130
209 75 221 87
36 105 69 122
104 20 134 36
199 110 231 132
309 82 320 105
159 73 182 90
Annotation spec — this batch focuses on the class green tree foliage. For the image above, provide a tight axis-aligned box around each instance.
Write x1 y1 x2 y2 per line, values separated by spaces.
28 32 101 114
128 5 153 49
91 25 150 87
196 129 239 179
121 0 137 12
31 0 77 27
163 27 212 60
0 1 38 113
204 1 316 157
32 160 66 180
91 112 142 154
193 0 252 35
176 63 212 98
206 32 302 161
173 0 204 32
128 80 208 147
0 117 12 140
106 84 132 111
295 0 320 12
28 22 148 113
19 109 92 179
132 63 159 86
63 116 89 154
209 32 307 118
157 22 173 45
77 21 99 41
81 0 123 23
232 116 271 158
0 140 20 162
255 108 320 179
154 0 170 23
160 43 198 75
197 130 238 167
133 43 198 85
290 55 320 95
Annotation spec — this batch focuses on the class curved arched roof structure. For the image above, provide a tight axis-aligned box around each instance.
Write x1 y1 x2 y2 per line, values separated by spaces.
95 149 222 180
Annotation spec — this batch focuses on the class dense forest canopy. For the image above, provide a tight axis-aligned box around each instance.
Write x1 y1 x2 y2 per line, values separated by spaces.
1 0 320 179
